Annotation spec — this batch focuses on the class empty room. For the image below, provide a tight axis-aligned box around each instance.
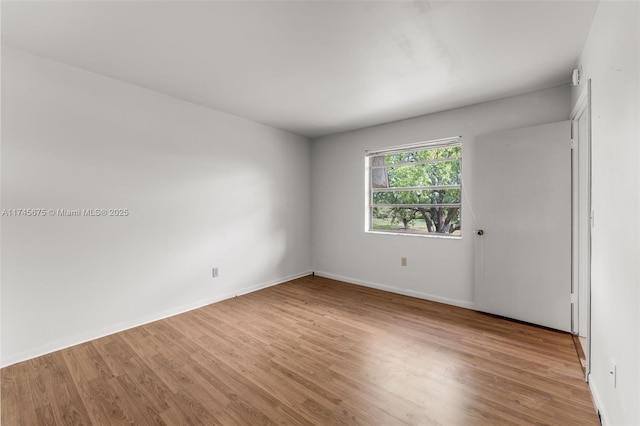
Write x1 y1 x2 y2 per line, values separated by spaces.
1 1 639 425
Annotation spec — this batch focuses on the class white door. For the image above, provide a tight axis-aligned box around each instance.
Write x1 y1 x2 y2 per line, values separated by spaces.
474 121 571 332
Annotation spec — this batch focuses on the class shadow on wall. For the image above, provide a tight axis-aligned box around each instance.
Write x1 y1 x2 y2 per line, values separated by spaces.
2 136 294 364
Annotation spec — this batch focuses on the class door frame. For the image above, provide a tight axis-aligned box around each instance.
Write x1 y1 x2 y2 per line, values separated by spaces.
570 79 592 381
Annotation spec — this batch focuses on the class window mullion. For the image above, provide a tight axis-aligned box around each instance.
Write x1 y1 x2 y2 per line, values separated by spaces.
370 157 461 169
372 185 460 192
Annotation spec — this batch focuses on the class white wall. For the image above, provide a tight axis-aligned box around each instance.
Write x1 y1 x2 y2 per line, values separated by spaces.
573 2 640 425
1 46 311 366
311 85 570 308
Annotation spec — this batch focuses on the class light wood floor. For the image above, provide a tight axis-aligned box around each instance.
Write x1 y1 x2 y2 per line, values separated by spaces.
2 276 599 425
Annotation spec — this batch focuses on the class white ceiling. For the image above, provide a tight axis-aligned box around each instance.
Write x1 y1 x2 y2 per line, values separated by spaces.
1 1 598 138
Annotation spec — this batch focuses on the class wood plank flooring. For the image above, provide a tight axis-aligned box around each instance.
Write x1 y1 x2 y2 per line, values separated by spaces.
2 276 599 425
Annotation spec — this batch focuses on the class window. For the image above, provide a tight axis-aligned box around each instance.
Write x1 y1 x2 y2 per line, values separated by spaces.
366 137 462 236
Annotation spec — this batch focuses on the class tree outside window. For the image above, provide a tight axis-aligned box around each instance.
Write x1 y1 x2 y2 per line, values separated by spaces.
367 139 462 236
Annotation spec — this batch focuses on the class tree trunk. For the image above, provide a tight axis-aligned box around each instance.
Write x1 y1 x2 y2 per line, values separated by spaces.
417 208 435 233
444 207 459 232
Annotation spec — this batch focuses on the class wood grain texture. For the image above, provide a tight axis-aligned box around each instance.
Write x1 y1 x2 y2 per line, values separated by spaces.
2 276 598 425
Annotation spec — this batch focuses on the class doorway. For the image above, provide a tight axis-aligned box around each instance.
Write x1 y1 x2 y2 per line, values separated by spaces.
571 80 592 380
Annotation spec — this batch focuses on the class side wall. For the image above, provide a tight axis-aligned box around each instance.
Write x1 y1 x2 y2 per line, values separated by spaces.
573 2 640 425
1 46 311 366
311 85 570 308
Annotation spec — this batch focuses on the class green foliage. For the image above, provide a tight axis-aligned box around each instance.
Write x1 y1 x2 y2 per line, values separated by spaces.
372 189 460 205
371 145 462 234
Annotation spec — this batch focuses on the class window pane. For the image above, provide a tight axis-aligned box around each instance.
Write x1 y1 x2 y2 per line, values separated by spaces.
372 189 461 205
372 162 460 188
384 146 461 165
416 146 461 160
371 206 461 235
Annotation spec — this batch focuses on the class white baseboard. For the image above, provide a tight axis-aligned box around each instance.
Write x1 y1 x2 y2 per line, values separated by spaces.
313 270 474 310
589 378 608 426
1 271 312 368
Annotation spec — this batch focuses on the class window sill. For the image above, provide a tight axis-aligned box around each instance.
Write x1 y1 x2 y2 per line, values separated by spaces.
365 230 462 239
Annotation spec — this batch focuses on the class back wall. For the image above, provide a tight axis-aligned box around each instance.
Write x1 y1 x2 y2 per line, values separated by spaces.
311 85 570 307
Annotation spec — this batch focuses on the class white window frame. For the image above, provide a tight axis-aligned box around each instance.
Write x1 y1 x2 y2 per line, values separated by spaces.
365 136 462 238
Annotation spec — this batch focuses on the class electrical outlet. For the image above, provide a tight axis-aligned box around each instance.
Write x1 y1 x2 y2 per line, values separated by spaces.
401 257 407 266
609 361 617 388
212 267 219 278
